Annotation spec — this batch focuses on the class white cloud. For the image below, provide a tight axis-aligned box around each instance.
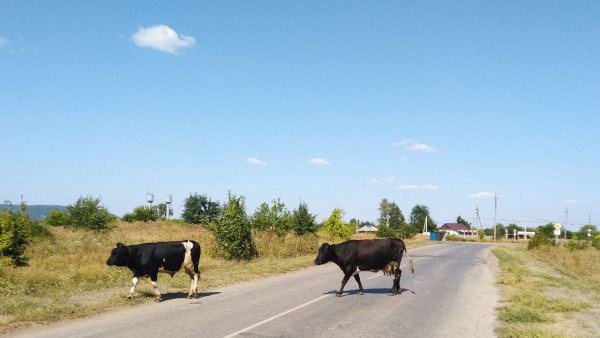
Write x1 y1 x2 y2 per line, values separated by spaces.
370 176 395 183
132 25 195 55
247 157 267 166
306 158 331 165
469 192 495 199
562 199 576 204
397 184 439 191
392 139 413 147
393 139 436 152
0 37 9 47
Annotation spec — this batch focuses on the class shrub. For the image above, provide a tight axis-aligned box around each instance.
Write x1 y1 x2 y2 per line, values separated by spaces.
66 196 116 231
0 203 31 266
323 208 352 241
44 210 68 227
122 206 158 223
527 234 552 250
376 225 396 238
208 192 256 260
292 202 318 236
28 220 54 240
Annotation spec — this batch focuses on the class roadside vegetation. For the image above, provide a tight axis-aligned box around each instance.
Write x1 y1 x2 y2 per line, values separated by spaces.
493 244 600 337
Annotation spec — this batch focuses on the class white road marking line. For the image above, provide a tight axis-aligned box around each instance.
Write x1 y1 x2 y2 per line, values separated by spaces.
222 294 330 338
224 245 458 336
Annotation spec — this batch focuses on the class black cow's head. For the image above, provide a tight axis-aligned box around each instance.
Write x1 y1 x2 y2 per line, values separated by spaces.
314 243 335 265
106 243 129 266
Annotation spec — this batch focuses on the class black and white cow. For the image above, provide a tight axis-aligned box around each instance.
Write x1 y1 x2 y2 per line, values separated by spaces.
314 238 414 297
106 240 201 302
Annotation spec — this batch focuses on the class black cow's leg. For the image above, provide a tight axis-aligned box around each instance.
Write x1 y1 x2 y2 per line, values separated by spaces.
336 273 352 297
396 268 403 294
389 268 403 296
354 274 365 295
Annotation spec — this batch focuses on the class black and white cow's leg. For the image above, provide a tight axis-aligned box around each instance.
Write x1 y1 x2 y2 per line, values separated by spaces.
186 268 199 299
150 274 162 302
353 274 365 295
127 276 139 299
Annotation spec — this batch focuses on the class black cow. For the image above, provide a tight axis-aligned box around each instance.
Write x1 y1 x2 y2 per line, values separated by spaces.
314 238 414 297
106 240 201 302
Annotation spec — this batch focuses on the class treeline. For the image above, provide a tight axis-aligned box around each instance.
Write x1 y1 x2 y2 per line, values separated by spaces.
1 193 443 265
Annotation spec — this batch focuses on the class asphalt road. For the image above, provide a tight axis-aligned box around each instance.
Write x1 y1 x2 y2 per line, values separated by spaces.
8 242 500 338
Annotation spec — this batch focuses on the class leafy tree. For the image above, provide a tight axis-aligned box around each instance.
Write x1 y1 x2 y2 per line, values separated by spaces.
251 202 271 231
323 208 352 240
0 202 31 266
456 215 471 229
292 202 318 236
410 205 436 232
209 192 256 260
506 223 524 236
573 225 598 240
66 196 116 231
536 223 556 238
45 209 69 226
182 193 221 225
157 203 167 218
378 198 405 230
250 198 293 236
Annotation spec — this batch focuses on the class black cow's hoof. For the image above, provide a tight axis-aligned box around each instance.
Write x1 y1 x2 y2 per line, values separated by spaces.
357 291 364 296
154 298 163 303
387 292 395 296
335 293 343 298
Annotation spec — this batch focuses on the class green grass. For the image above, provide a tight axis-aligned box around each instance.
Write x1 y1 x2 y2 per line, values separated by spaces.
493 245 599 338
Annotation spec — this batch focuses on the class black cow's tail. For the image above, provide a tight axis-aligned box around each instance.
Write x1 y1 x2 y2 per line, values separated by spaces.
404 247 415 274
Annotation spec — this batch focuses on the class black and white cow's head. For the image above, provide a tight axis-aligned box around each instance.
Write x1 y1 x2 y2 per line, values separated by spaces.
106 243 129 267
314 243 335 265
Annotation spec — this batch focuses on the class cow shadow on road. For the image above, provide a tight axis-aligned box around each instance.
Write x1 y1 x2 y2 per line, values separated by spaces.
323 288 416 296
154 291 222 302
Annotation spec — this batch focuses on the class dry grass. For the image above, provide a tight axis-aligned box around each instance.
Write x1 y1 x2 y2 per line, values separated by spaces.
493 245 600 337
0 221 430 333
529 246 600 283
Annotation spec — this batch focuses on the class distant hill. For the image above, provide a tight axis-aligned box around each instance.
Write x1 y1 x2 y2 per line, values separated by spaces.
0 204 67 220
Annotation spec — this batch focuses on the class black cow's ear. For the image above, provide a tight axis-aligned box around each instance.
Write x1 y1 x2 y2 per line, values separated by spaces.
116 243 124 248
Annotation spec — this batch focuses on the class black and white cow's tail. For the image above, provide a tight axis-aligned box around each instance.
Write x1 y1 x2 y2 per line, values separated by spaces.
404 247 415 274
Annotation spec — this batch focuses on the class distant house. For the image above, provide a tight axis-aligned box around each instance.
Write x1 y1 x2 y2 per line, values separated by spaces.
357 224 378 233
439 223 477 236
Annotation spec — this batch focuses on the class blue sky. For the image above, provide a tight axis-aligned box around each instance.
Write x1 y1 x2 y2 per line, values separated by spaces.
2 1 598 231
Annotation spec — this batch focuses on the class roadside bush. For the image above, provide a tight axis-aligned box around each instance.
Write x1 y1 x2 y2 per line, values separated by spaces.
208 192 256 260
566 240 590 252
66 196 116 231
122 206 158 223
527 234 552 250
376 225 396 238
292 202 318 236
44 210 68 227
323 208 352 241
0 203 31 266
28 220 53 240
182 193 221 225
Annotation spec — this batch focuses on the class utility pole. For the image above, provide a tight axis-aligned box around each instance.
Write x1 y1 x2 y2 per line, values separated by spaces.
494 193 498 242
564 209 569 240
